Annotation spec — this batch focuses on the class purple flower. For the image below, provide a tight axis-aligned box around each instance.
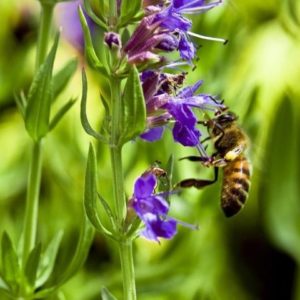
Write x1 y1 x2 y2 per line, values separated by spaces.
139 72 225 147
124 0 221 64
104 32 121 49
131 173 177 242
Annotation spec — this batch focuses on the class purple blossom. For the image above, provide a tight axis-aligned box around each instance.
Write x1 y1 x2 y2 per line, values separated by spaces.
124 0 222 64
139 72 225 147
104 32 121 49
131 173 177 242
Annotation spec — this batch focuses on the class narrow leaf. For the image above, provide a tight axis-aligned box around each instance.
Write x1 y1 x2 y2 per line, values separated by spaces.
120 0 142 27
98 193 117 231
49 97 76 131
80 70 107 142
83 0 107 29
101 287 118 300
84 144 114 237
119 65 146 145
25 33 59 141
53 59 78 99
25 243 42 288
78 6 107 74
14 91 27 117
36 231 63 288
1 232 20 291
55 212 95 285
262 97 300 260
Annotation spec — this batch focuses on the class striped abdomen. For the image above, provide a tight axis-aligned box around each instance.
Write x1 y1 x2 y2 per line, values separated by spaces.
221 155 250 217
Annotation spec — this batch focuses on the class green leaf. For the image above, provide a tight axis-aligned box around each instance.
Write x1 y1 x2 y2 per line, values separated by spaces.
49 97 76 131
101 287 118 300
84 144 114 237
261 97 300 261
78 6 107 74
119 65 146 145
97 193 116 231
83 0 107 29
0 232 20 292
25 33 59 141
80 70 107 142
55 212 95 285
119 0 142 27
14 91 27 118
53 59 78 99
35 214 95 299
36 231 63 288
25 243 42 289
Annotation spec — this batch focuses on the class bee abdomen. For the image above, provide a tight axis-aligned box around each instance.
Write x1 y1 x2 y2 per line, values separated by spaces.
221 156 250 217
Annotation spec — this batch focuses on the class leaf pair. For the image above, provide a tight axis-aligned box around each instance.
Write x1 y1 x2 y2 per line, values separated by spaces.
0 216 94 299
84 144 116 239
17 34 77 141
80 66 146 146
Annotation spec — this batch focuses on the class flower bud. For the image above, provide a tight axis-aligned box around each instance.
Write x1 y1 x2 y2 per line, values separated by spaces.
104 32 121 50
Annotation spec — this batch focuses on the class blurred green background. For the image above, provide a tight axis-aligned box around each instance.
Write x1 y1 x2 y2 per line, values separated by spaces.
1 0 300 299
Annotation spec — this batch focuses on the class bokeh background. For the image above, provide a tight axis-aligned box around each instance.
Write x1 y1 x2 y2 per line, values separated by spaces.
1 0 300 299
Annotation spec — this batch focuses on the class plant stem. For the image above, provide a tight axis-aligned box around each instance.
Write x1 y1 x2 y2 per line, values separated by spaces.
22 2 53 266
108 0 117 30
36 3 54 70
110 78 125 224
110 78 136 300
110 146 126 225
22 141 42 264
118 240 136 300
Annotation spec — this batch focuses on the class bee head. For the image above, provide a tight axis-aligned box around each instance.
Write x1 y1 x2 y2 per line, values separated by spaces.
215 111 237 125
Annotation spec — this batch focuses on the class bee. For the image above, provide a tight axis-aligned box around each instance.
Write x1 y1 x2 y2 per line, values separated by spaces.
177 111 251 217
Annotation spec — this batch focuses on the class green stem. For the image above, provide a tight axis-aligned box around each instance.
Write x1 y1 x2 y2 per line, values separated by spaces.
109 78 136 299
22 1 53 266
108 0 118 30
22 141 43 265
110 146 126 225
110 78 125 224
118 240 136 300
36 3 54 70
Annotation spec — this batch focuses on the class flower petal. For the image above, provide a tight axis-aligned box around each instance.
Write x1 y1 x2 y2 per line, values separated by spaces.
173 122 200 146
134 173 156 198
141 214 177 241
178 33 196 61
140 127 165 142
133 194 169 217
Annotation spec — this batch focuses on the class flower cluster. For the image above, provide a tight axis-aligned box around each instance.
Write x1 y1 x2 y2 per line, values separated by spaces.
124 0 223 63
59 0 225 241
139 70 225 150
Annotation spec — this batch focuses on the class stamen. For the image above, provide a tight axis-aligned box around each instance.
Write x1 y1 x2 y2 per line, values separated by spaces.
160 61 190 71
188 129 208 158
156 190 179 198
168 217 199 231
188 31 228 44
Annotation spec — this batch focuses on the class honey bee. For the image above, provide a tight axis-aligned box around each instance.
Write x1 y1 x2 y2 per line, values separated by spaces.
178 111 251 217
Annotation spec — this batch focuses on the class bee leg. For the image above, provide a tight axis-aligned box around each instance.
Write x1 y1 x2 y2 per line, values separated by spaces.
201 136 211 144
179 156 209 162
177 167 219 189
